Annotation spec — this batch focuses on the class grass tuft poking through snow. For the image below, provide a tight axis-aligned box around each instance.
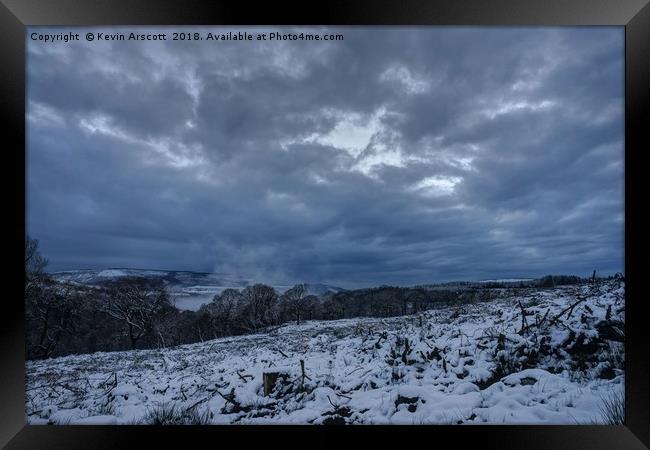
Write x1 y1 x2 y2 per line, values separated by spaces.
598 385 625 425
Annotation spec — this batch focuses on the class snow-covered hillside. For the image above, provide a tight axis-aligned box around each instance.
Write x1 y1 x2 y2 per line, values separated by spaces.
25 280 624 425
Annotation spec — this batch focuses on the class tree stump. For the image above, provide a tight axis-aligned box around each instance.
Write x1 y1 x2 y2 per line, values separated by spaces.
263 372 283 396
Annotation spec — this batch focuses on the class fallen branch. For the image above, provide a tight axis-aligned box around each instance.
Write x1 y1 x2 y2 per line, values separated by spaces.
101 373 118 396
236 371 254 383
215 387 241 409
549 296 588 326
345 366 364 376
538 308 550 327
519 308 550 335
206 381 228 391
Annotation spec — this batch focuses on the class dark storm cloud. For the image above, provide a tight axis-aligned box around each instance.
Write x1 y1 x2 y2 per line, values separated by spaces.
27 27 624 287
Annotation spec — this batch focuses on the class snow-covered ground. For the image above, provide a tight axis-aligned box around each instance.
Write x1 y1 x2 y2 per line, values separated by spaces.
25 281 624 425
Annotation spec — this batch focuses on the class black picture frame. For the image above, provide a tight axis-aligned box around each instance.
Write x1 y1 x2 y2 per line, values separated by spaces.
2 0 648 448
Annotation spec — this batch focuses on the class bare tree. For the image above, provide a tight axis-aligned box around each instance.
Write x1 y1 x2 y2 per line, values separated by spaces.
25 236 49 302
25 280 81 359
281 284 308 325
214 288 244 335
239 284 279 332
103 277 173 350
25 236 48 275
24 236 79 359
198 288 244 338
302 294 321 321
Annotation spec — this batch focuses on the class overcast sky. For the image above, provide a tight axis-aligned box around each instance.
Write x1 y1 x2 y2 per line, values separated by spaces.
27 27 624 288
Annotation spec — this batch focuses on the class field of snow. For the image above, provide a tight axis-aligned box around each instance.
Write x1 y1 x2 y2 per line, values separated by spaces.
25 280 624 425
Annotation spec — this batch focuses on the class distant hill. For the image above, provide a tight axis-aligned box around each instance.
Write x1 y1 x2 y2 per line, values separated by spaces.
50 268 250 289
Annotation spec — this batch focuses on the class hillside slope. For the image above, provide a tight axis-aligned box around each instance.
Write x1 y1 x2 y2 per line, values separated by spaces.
26 280 624 425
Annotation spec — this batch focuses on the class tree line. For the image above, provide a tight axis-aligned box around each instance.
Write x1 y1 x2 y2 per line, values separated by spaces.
25 237 339 359
25 237 615 360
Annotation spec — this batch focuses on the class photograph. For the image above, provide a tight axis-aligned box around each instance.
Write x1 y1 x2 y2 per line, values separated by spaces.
24 25 625 425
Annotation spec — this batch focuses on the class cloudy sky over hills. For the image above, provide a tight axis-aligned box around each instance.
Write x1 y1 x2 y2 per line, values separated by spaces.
27 27 624 287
